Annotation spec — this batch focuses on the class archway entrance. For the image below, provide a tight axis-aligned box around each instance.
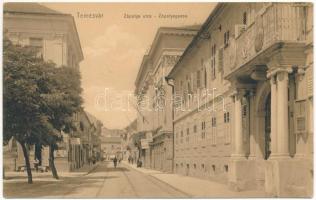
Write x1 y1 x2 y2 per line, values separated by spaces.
264 93 271 160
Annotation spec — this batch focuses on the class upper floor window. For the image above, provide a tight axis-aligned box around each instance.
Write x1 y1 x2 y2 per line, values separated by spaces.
242 104 247 117
180 130 183 144
224 112 230 123
193 125 197 133
201 121 206 139
204 67 207 88
224 31 230 48
29 37 43 58
211 44 216 80
211 116 217 145
211 117 217 127
243 12 247 25
186 128 190 143
197 70 201 89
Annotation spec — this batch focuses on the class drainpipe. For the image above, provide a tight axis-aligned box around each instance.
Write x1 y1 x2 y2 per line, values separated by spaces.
165 76 175 173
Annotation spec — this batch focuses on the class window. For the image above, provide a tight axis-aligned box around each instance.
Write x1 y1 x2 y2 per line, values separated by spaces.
204 67 207 88
224 31 230 48
224 165 229 172
197 70 201 88
295 100 307 133
242 104 247 117
211 117 217 145
224 112 230 123
29 37 43 58
201 121 206 139
193 125 197 133
175 132 178 144
243 12 247 25
224 111 231 144
180 130 183 144
186 128 190 143
211 44 216 80
211 117 217 127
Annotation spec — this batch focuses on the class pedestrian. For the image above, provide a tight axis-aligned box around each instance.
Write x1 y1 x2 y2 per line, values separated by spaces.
113 156 118 168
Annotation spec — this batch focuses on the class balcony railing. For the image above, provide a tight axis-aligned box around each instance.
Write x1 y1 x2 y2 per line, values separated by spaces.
224 3 306 77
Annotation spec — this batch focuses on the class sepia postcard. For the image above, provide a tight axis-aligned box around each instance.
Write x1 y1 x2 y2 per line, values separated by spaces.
2 1 314 198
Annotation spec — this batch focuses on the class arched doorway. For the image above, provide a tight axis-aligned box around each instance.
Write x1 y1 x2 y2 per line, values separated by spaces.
264 93 271 160
254 81 271 160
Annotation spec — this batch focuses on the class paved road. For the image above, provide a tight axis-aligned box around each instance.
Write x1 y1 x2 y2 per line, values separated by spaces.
65 161 188 198
4 161 189 198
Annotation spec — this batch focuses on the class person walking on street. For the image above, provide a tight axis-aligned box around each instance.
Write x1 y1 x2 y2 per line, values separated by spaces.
113 156 118 168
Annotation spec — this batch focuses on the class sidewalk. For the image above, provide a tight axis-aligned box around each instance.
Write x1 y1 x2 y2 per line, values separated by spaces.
123 161 267 198
4 162 100 183
71 162 100 174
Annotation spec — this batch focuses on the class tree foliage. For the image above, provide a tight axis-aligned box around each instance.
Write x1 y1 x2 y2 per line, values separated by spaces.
3 36 83 182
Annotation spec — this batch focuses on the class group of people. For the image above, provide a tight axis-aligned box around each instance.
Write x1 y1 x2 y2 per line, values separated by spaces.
112 155 142 168
128 155 142 168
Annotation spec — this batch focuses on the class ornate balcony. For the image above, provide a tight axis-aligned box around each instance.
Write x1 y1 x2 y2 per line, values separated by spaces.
224 3 307 79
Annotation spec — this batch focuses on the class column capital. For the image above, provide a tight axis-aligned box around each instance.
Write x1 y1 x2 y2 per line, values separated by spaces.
230 88 247 102
266 66 293 79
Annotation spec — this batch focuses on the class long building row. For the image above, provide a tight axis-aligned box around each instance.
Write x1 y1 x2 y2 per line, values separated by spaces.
132 2 313 197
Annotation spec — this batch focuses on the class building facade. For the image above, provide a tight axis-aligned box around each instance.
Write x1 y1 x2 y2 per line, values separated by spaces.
66 110 102 171
121 120 138 162
134 27 199 172
167 3 313 197
100 127 124 160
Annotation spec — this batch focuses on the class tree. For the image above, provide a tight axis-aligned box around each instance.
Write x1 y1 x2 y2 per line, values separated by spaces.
3 38 54 183
39 66 83 179
4 37 83 182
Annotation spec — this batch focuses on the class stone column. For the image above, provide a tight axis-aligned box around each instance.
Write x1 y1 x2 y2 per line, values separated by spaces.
248 90 256 159
276 70 291 157
232 90 246 158
270 75 278 157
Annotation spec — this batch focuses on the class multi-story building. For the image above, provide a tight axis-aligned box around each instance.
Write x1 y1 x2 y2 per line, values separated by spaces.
122 120 137 161
134 26 199 172
85 112 103 161
100 127 124 160
3 3 83 69
66 110 102 171
3 3 84 172
167 3 313 197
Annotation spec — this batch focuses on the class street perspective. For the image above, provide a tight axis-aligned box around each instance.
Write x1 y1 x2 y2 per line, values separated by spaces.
2 2 314 198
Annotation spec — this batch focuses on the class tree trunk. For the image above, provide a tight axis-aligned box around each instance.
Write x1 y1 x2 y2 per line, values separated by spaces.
20 142 33 184
49 145 59 179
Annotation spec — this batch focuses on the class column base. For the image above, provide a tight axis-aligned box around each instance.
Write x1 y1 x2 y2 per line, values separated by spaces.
228 157 257 191
264 157 312 197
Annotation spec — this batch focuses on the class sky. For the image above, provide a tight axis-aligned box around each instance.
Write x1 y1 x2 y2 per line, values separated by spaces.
45 3 216 129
